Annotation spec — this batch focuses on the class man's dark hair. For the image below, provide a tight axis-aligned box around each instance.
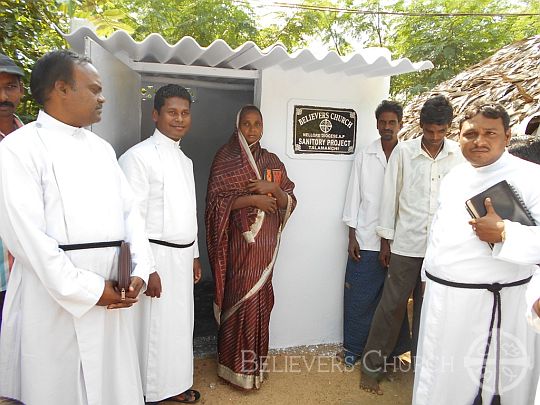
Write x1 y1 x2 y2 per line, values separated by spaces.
420 95 453 126
375 100 403 121
459 102 511 132
508 137 540 165
30 50 91 105
153 84 192 112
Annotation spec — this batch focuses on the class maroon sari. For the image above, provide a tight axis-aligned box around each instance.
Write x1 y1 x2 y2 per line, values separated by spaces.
205 131 296 389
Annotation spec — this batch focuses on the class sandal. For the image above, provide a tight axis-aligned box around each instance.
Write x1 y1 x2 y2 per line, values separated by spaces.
163 389 201 403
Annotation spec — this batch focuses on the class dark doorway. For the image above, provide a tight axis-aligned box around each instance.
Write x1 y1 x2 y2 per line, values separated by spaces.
193 280 217 356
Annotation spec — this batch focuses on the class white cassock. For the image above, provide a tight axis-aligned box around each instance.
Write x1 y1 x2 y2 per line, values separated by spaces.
0 111 152 405
413 152 540 405
119 129 198 402
526 267 540 404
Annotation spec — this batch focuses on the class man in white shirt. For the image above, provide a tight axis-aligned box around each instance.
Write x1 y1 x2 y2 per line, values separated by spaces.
0 50 152 405
341 100 410 367
119 84 201 404
413 103 540 404
361 95 462 394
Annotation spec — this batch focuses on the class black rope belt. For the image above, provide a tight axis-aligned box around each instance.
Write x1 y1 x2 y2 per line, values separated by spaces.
58 240 122 251
59 239 194 250
425 271 531 405
149 239 195 249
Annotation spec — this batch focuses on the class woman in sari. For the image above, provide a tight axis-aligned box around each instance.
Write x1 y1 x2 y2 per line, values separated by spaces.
205 105 296 389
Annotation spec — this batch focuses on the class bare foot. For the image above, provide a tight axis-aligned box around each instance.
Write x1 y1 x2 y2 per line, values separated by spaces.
385 371 399 382
360 372 383 395
384 359 399 381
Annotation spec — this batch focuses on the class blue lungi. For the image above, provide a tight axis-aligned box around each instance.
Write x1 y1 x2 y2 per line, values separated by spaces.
343 250 411 365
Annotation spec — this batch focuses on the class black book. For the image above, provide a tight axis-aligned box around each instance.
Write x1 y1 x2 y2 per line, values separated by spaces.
465 180 536 226
118 241 132 299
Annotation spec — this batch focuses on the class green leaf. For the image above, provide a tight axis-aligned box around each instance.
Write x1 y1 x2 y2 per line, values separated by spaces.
102 8 125 18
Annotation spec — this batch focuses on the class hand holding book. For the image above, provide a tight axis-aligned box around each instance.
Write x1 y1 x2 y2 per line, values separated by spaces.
468 198 506 246
465 180 536 248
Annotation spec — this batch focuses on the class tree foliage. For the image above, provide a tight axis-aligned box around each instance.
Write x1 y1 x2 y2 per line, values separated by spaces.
1 0 539 115
257 0 359 55
388 0 539 99
0 0 136 117
0 0 68 118
115 0 258 47
64 1 136 36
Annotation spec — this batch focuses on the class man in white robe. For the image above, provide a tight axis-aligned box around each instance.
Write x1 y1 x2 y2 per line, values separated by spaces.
119 84 201 403
0 50 152 405
526 268 540 405
414 103 540 404
518 144 540 405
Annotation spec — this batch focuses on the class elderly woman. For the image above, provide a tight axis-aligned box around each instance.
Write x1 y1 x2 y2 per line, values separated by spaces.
205 105 296 389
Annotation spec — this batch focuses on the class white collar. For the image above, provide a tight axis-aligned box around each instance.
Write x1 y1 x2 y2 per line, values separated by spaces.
35 110 85 137
412 136 454 160
473 150 510 173
152 128 181 148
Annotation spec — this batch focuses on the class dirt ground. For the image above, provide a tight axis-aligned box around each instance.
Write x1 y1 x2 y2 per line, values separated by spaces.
160 345 413 405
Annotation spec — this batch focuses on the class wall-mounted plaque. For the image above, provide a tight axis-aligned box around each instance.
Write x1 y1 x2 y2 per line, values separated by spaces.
293 105 357 155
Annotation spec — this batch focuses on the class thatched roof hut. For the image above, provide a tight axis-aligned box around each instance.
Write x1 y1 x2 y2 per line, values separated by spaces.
400 35 540 141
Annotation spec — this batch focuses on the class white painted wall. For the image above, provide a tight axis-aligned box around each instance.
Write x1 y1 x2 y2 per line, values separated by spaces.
87 40 141 156
86 42 393 348
259 66 390 348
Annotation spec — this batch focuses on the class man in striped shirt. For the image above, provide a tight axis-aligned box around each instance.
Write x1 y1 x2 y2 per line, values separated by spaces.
0 53 24 331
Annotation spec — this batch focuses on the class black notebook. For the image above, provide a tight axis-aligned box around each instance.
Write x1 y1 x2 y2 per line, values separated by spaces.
465 180 536 226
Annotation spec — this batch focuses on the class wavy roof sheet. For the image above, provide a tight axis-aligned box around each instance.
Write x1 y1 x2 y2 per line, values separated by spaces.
64 27 433 78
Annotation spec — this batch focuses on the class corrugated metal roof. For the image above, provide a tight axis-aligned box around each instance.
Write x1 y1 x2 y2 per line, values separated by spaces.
64 27 433 78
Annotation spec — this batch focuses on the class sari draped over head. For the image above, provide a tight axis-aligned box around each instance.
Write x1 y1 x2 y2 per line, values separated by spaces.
205 112 296 389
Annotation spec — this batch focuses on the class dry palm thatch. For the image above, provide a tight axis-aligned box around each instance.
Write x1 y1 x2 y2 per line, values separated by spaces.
400 35 540 141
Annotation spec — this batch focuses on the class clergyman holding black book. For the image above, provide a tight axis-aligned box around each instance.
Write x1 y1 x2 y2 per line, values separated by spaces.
0 50 153 405
412 102 540 405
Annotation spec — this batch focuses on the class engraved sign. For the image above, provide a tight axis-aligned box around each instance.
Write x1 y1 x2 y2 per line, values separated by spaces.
293 105 357 154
